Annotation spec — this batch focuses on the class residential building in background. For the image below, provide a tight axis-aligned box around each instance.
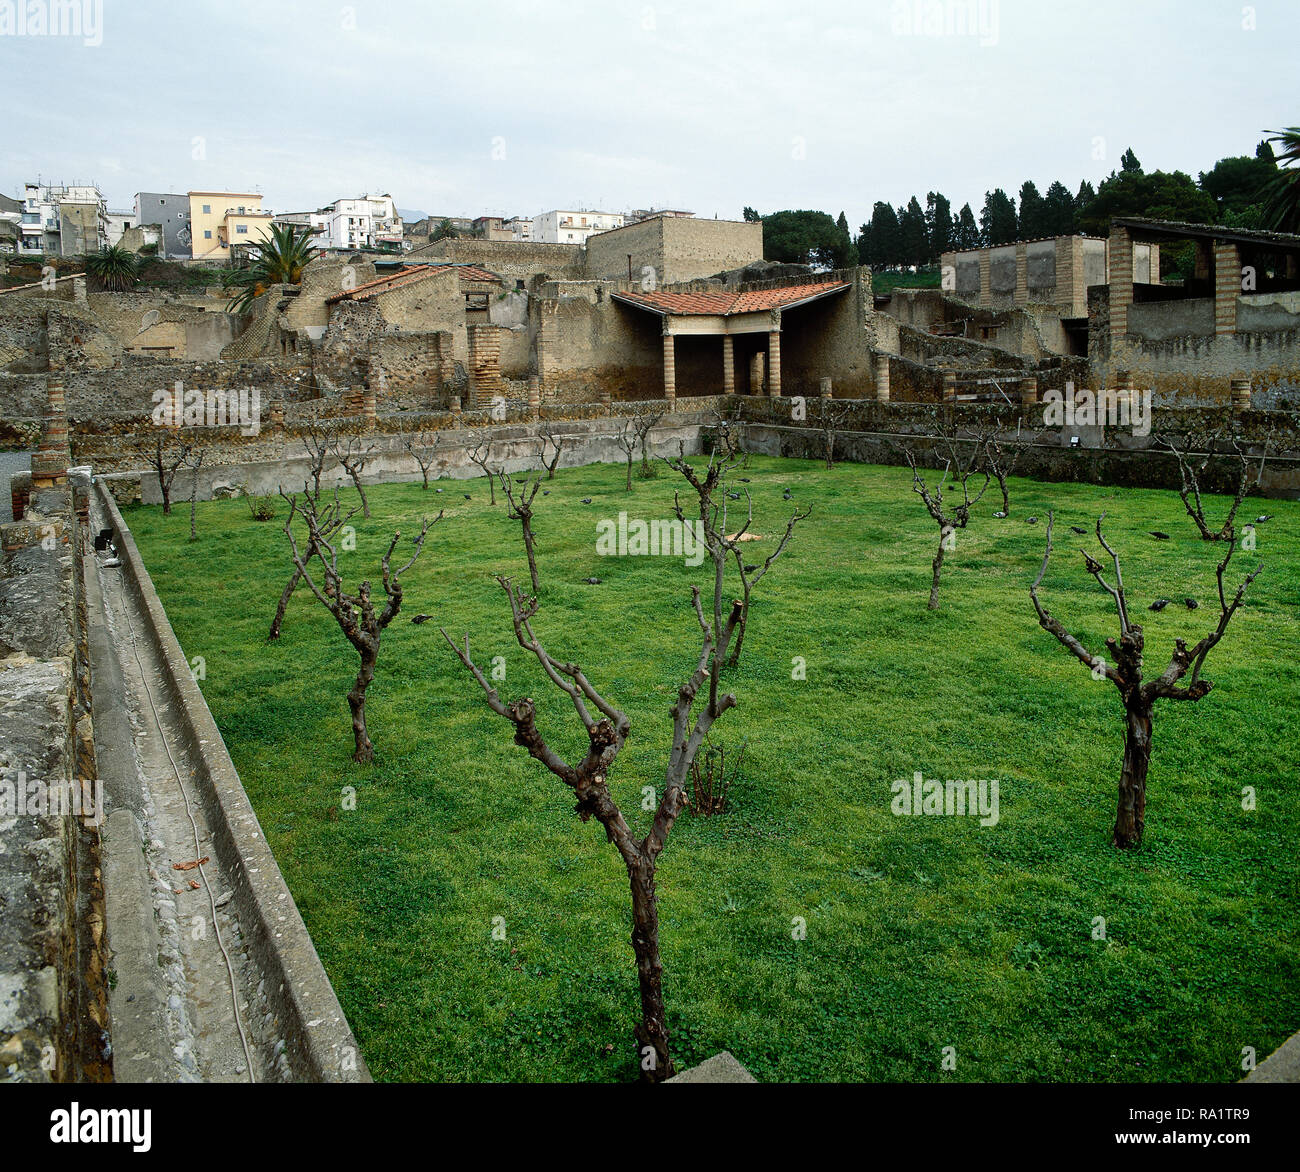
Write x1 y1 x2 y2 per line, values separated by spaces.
188 191 272 261
317 194 403 252
532 209 624 244
19 182 108 256
503 216 533 241
0 193 20 253
625 208 695 224
133 192 192 258
106 211 135 247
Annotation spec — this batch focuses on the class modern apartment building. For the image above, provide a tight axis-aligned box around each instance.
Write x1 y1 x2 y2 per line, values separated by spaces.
531 209 624 244
188 191 273 261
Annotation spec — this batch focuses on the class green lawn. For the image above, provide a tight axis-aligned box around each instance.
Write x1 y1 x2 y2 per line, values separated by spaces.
126 455 1300 1083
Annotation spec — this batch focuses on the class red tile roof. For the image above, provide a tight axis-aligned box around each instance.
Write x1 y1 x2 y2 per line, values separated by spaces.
325 264 502 304
613 281 850 316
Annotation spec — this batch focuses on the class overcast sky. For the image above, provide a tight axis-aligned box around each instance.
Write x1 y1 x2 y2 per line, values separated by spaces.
1 0 1294 228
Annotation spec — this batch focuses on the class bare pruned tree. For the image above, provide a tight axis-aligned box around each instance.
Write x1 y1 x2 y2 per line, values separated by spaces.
499 469 543 593
976 418 1040 517
901 427 991 610
614 419 639 491
401 424 441 490
183 446 204 542
1158 427 1270 542
441 572 743 1082
630 403 664 477
466 435 497 504
538 423 564 480
333 432 374 518
137 432 192 515
1030 512 1261 848
283 490 437 762
665 442 809 668
269 425 339 641
818 399 851 470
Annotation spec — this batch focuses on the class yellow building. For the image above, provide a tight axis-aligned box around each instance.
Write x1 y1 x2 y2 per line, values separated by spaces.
188 191 273 260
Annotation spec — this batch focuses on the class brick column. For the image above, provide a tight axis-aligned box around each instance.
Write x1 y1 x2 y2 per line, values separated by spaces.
767 330 781 397
527 376 540 421
1020 376 1038 407
661 330 676 408
875 354 890 402
270 396 284 436
942 371 957 402
1108 226 1133 344
1214 242 1240 336
722 334 735 395
363 383 377 430
30 374 70 487
468 323 504 409
1231 378 1252 412
978 250 991 308
1014 242 1028 307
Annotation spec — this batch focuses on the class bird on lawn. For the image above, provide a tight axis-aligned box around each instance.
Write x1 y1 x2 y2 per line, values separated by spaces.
1149 599 1170 611
727 490 742 500
1026 516 1038 524
581 497 593 505
436 488 443 493
463 494 472 500
583 577 602 585
1185 598 1199 610
738 477 751 483
1150 531 1170 540
1070 525 1088 536
993 510 1007 519
782 489 793 500
744 563 759 573
1256 514 1273 523
410 614 433 624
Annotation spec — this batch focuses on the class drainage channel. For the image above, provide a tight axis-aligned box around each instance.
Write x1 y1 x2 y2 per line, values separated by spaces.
85 492 285 1083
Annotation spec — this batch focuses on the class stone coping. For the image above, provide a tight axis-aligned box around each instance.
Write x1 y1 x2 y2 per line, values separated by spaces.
95 480 371 1082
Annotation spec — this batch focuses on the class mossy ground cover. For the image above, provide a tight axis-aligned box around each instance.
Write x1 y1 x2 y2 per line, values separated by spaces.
127 455 1299 1082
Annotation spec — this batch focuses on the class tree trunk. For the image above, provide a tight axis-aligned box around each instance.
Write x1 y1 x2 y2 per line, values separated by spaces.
625 455 633 492
268 567 301 640
928 534 946 610
523 522 540 594
1113 702 1152 848
998 475 1010 516
727 581 751 667
352 476 371 518
628 856 673 1082
347 650 377 763
160 473 172 516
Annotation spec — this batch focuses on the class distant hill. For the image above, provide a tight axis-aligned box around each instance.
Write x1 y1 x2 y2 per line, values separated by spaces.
397 208 427 223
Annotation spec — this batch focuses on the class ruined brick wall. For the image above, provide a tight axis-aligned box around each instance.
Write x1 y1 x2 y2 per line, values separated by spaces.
408 238 584 284
536 290 661 400
780 267 877 397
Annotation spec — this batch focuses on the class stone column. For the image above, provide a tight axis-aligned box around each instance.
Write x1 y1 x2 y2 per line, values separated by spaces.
30 374 70 487
819 377 832 399
662 330 676 409
1108 226 1134 345
978 250 991 308
347 383 365 415
942 371 957 403
750 352 765 397
722 335 735 395
1214 242 1241 336
1014 242 1028 308
767 330 781 397
875 354 890 403
1020 376 1038 408
1231 378 1252 412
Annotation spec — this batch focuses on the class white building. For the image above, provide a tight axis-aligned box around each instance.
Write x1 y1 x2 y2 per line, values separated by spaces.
531 209 624 245
19 182 109 256
319 194 403 252
504 216 533 241
106 211 136 247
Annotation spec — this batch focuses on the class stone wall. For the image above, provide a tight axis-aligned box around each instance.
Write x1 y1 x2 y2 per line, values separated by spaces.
584 216 763 285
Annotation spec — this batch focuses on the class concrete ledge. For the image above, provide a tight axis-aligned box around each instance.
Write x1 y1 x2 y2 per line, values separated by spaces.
95 480 371 1082
1245 1033 1300 1083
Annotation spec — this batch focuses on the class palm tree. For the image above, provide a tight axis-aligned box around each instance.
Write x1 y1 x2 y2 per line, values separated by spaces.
1262 127 1300 234
223 222 319 314
84 245 139 291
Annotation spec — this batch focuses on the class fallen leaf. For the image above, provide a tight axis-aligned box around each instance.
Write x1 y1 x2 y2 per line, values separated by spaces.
172 857 209 871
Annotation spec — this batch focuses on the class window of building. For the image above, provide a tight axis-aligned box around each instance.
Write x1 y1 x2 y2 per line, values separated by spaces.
236 224 248 234
204 230 212 239
202 204 211 214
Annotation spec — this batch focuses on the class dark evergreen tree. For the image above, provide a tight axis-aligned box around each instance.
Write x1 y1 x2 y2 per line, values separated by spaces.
927 191 954 258
955 203 980 249
980 188 1018 246
1042 181 1077 236
1017 181 1046 240
899 196 929 266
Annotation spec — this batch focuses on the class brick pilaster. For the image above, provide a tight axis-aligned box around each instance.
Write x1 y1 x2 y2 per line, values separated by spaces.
722 334 735 395
30 374 70 486
1108 226 1133 344
1214 242 1240 336
767 329 781 396
662 330 676 408
978 250 991 308
1014 242 1028 307
875 354 890 402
